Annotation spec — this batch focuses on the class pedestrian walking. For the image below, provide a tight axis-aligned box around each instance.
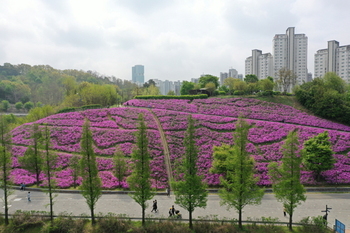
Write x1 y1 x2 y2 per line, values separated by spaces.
283 207 286 217
171 205 175 216
151 200 158 213
166 187 170 196
27 192 31 202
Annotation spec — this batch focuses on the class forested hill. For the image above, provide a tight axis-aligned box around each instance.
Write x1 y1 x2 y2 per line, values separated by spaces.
0 63 136 106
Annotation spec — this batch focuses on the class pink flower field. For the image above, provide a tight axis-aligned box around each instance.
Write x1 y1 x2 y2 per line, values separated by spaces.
8 97 350 189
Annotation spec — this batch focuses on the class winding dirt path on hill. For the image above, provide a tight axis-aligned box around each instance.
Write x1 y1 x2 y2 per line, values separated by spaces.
148 109 173 190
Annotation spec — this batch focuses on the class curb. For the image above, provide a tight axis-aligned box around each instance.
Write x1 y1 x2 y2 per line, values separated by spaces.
14 186 350 195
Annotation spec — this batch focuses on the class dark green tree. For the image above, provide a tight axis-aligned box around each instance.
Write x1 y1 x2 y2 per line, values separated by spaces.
127 113 155 226
0 100 10 112
19 124 43 186
15 102 23 111
113 146 127 188
79 119 102 225
198 75 219 88
172 115 208 229
302 131 335 182
244 74 259 83
41 125 58 223
24 101 34 111
268 130 306 230
211 118 264 229
180 81 195 95
0 115 13 225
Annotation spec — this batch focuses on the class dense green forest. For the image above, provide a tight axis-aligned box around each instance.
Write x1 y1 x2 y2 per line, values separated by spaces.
295 72 350 125
0 63 137 108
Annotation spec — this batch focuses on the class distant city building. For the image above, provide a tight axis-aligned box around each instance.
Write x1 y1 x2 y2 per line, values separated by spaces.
307 72 313 82
153 79 182 95
228 68 238 79
273 27 308 86
220 68 239 85
220 72 228 85
314 40 350 83
245 49 273 79
237 74 243 80
191 78 199 83
132 65 144 84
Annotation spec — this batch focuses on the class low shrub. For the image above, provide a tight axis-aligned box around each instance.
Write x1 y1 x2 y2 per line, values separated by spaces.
299 215 329 233
9 210 48 232
95 213 132 233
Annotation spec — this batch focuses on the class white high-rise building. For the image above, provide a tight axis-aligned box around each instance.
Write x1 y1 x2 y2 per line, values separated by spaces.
245 49 273 79
273 27 308 86
314 40 350 83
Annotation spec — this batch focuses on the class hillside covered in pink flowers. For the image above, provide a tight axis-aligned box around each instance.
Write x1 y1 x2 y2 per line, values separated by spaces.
10 97 350 189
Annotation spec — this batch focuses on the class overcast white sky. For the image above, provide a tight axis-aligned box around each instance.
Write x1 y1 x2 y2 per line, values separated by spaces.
1 0 349 82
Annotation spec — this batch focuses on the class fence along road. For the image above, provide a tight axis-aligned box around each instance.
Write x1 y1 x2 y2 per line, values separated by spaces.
2 189 350 230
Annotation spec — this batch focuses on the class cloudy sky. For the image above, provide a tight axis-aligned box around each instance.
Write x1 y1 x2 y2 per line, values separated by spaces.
1 0 349 82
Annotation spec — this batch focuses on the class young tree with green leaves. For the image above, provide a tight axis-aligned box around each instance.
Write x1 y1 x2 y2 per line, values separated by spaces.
244 74 259 83
0 100 10 112
19 123 43 186
69 155 80 189
127 113 154 226
211 118 264 229
268 130 306 230
113 146 127 188
172 115 208 229
41 125 58 223
302 131 335 182
79 119 102 225
0 115 13 225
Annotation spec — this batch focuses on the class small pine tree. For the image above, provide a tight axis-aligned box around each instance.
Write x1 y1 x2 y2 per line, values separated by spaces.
269 130 306 230
79 119 102 225
302 131 335 182
19 124 43 186
127 113 154 226
69 155 80 189
41 125 58 223
212 117 264 229
113 146 127 188
172 115 208 229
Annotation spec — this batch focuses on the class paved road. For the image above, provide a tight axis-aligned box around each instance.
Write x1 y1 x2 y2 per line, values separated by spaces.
2 190 350 230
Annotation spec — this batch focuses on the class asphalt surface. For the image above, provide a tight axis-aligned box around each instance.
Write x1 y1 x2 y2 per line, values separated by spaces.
1 189 350 230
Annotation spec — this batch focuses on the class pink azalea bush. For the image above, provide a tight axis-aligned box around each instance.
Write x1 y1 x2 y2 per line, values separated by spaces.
9 97 350 189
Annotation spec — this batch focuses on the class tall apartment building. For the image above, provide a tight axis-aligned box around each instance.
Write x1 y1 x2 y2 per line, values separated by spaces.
314 40 350 83
132 65 144 84
245 49 273 79
220 72 228 85
273 27 308 85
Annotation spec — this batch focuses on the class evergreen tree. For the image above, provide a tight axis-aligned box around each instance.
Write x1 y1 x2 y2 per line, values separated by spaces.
41 125 57 223
79 119 102 225
127 113 154 226
172 115 208 229
268 130 306 230
211 118 264 229
302 131 335 182
0 115 13 225
19 123 43 186
113 146 127 188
